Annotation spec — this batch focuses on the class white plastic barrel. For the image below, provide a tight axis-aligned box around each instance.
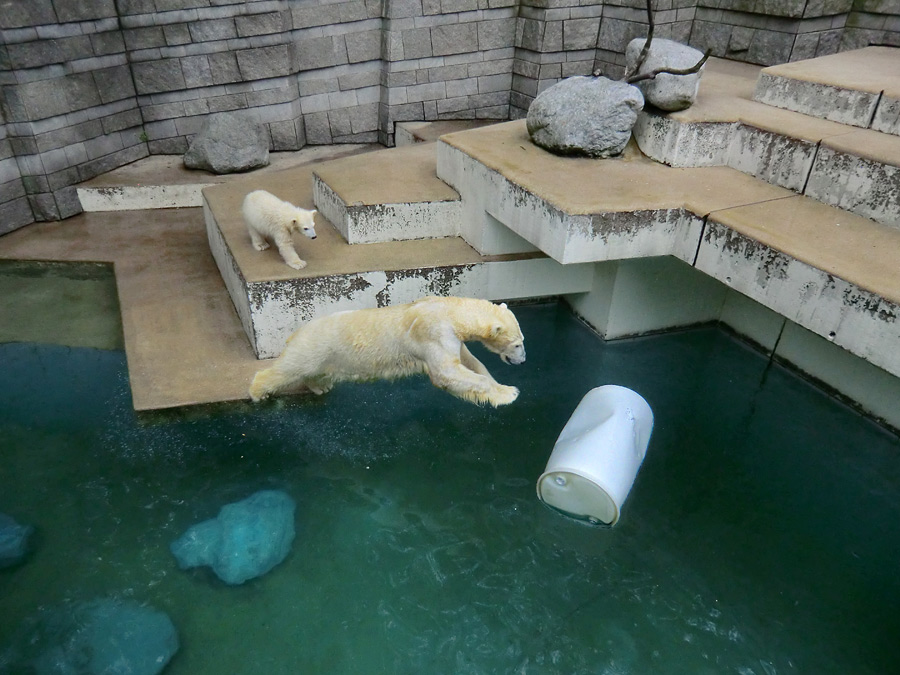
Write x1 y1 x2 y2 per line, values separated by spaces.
537 385 654 526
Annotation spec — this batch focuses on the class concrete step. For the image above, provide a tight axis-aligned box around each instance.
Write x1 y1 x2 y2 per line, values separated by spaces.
75 145 379 212
633 56 900 229
312 143 462 244
203 159 592 359
753 46 900 136
395 120 499 146
437 120 900 384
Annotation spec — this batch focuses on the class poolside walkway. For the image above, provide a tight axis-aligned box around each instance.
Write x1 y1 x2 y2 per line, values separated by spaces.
0 146 378 410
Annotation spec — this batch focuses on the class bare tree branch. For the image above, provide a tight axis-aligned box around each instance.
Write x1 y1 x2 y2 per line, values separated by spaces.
625 48 711 84
622 0 654 81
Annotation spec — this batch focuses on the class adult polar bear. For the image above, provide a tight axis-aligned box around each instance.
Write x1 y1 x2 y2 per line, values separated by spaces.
249 296 526 407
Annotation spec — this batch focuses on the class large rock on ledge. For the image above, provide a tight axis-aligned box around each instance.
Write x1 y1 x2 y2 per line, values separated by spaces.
526 76 644 158
170 489 296 585
183 112 270 174
625 38 706 112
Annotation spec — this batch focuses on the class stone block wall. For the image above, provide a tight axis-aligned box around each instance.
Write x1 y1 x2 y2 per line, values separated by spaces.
0 0 897 233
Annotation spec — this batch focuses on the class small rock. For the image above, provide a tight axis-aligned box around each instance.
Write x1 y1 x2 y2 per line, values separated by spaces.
526 76 644 158
171 489 296 585
0 512 33 569
183 112 270 174
0 598 179 675
625 38 706 112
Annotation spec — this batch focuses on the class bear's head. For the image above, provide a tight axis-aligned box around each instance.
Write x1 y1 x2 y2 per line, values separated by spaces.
291 208 317 240
484 303 526 365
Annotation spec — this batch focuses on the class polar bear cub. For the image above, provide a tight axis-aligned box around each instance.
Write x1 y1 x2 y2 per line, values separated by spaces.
249 296 526 407
242 189 317 270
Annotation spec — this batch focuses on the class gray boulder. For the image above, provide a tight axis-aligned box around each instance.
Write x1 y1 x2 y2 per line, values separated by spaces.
625 38 705 112
0 512 33 568
526 76 644 158
170 489 296 585
0 598 179 675
183 112 270 174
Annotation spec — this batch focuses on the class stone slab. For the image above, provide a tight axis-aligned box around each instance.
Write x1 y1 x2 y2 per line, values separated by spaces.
698 196 900 377
311 143 462 244
438 120 795 260
753 46 900 134
805 141 900 229
633 56 900 225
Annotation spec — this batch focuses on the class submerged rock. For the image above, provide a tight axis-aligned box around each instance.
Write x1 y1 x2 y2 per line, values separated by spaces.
0 512 34 568
183 112 269 174
0 598 179 675
170 489 296 585
625 38 706 112
526 76 644 158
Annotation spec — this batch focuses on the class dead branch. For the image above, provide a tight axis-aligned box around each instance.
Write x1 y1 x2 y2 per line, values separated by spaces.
623 0 654 81
625 49 711 84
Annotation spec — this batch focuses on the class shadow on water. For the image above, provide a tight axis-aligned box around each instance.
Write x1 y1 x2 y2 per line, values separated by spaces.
1 302 899 674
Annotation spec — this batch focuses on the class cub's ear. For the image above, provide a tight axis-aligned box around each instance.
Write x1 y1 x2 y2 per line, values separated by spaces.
310 209 317 215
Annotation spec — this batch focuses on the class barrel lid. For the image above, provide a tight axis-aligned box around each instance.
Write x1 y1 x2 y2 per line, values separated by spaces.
537 470 619 525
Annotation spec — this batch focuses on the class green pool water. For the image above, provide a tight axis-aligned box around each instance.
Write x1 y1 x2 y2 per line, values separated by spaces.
1 301 899 674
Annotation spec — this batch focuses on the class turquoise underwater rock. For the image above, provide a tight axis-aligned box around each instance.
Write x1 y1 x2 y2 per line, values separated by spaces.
0 512 33 569
0 598 179 675
170 489 296 585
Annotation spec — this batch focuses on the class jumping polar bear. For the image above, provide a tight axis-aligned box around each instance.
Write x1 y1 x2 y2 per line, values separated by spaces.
242 189 317 270
249 296 526 406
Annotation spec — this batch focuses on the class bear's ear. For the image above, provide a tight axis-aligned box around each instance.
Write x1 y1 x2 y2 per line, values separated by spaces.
310 209 317 215
500 302 507 309
491 322 504 337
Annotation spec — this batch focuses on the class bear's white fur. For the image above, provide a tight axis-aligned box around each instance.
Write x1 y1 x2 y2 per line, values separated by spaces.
242 189 317 270
249 296 526 407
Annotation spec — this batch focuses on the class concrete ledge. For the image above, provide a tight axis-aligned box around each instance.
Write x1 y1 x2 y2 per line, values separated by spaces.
633 57 900 227
438 120 900 381
752 47 900 136
312 172 462 244
753 71 880 129
697 217 900 379
311 143 463 244
203 159 592 359
806 139 900 229
78 184 212 211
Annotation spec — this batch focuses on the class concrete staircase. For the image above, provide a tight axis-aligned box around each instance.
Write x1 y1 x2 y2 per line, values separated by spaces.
200 48 899 427
70 47 900 425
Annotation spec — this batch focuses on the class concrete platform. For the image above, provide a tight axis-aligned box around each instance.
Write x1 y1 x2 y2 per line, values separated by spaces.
753 47 900 135
0 208 259 411
312 143 462 244
76 145 379 211
438 120 900 382
634 56 900 228
203 161 592 359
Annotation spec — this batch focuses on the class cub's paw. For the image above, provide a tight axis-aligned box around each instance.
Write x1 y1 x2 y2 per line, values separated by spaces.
489 385 520 407
287 259 308 270
253 241 270 251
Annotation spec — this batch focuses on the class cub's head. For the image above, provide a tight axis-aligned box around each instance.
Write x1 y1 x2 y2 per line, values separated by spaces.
484 302 526 365
291 208 317 240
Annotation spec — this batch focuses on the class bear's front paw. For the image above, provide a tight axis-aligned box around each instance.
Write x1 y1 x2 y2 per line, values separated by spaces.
287 259 307 270
253 241 270 251
489 385 519 407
